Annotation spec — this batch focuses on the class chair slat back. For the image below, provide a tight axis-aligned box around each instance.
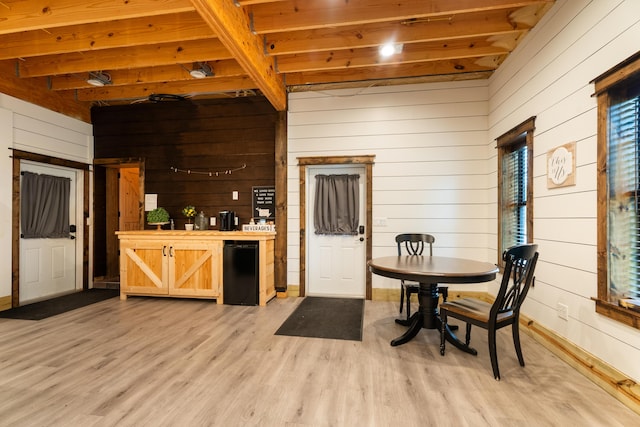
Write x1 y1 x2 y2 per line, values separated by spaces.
395 233 435 256
492 244 538 319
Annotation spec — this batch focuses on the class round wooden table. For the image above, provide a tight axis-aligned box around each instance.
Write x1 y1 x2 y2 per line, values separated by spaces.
368 255 499 349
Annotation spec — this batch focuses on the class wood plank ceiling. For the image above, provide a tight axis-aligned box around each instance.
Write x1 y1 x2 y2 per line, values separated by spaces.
0 0 554 115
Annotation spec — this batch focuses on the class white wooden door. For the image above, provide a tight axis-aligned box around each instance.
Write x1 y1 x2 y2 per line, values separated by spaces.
19 162 79 304
307 165 366 298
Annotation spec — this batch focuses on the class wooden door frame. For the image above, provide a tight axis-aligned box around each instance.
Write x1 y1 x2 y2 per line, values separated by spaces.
11 149 90 308
93 158 145 282
297 155 375 299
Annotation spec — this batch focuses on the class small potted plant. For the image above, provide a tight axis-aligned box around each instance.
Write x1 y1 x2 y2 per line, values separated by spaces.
147 207 170 230
182 205 196 230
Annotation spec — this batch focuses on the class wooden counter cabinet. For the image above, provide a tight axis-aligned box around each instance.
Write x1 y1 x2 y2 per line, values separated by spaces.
118 238 222 299
116 231 276 305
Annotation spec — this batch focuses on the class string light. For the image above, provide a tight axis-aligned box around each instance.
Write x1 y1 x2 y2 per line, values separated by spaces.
170 164 247 176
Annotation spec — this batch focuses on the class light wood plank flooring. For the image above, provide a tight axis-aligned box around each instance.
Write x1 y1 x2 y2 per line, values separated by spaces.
0 296 638 426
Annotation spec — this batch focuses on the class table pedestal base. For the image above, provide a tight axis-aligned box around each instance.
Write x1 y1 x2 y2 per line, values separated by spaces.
390 282 475 355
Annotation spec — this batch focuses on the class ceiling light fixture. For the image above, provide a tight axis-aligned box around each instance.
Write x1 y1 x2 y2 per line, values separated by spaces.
189 62 214 78
87 71 112 86
379 43 404 58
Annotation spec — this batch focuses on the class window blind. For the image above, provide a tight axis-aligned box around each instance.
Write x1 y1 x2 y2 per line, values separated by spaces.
607 90 640 299
501 143 528 251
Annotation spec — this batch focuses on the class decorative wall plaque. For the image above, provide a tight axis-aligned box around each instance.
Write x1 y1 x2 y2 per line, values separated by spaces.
547 142 576 189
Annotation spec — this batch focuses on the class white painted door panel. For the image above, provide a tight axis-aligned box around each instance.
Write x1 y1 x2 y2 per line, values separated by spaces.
307 165 365 298
19 162 78 304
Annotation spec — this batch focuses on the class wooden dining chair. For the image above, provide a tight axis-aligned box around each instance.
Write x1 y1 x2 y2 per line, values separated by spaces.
439 243 539 380
395 233 448 322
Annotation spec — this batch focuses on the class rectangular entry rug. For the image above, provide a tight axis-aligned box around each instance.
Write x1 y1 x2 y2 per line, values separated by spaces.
0 289 120 321
275 297 364 341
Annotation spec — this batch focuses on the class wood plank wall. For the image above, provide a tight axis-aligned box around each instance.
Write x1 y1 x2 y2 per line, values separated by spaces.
92 97 277 231
486 0 640 384
287 80 492 290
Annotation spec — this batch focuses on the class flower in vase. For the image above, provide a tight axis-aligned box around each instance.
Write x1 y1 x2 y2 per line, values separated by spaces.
182 205 196 223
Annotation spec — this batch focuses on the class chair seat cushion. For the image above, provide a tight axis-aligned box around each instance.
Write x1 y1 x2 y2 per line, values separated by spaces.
440 298 513 323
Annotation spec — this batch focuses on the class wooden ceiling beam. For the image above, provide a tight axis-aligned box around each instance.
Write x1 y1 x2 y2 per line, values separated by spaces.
0 60 90 122
283 58 498 86
0 0 195 35
191 0 286 111
236 0 286 5
50 60 246 90
17 39 231 77
0 12 215 61
276 39 510 73
250 0 553 33
287 71 494 93
72 75 258 102
265 9 531 55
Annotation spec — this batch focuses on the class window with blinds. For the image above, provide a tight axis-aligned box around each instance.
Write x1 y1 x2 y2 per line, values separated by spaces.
497 117 535 268
594 51 640 327
501 141 528 250
606 84 640 301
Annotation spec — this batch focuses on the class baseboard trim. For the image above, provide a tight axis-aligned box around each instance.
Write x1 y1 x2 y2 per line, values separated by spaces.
521 314 640 415
0 295 11 312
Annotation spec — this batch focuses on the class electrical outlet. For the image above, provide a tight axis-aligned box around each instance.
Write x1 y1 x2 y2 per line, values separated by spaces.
210 216 216 226
557 303 569 320
232 191 238 200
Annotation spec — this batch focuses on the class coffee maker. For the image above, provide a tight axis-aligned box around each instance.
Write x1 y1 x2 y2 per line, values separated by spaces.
219 210 236 231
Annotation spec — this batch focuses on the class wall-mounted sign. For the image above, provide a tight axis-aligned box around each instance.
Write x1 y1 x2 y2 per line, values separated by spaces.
252 186 275 220
547 142 576 189
144 193 158 211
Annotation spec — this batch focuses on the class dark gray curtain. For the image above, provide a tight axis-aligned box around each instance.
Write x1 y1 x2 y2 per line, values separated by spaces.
21 171 71 239
314 174 359 235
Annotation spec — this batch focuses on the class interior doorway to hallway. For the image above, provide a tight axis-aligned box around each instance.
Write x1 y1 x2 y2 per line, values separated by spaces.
93 159 144 288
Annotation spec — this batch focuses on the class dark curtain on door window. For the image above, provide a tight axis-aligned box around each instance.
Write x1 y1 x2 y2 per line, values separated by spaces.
314 174 359 235
21 171 71 239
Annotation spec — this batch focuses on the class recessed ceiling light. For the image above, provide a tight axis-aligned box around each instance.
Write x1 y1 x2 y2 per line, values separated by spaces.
87 71 112 86
189 62 214 79
379 43 403 58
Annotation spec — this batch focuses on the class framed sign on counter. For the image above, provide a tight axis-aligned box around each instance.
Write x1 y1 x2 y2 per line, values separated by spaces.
252 186 275 220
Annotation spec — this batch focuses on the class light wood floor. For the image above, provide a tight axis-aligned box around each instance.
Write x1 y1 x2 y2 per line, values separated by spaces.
0 296 638 426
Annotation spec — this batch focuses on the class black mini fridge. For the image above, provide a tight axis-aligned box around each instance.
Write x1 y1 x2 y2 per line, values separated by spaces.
223 241 259 305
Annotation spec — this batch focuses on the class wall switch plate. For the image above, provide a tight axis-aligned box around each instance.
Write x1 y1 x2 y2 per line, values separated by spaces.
232 191 238 200
373 217 387 226
557 303 569 320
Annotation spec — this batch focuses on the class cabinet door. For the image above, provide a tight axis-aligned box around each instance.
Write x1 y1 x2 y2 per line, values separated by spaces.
120 240 169 295
168 241 222 297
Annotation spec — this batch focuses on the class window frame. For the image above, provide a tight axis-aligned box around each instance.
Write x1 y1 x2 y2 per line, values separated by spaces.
594 51 640 328
497 117 535 269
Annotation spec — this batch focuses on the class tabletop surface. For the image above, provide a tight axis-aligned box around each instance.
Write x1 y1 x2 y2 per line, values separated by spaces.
368 255 499 284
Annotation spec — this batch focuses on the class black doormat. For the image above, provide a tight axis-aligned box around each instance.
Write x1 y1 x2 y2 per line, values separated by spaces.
0 289 119 321
275 297 364 341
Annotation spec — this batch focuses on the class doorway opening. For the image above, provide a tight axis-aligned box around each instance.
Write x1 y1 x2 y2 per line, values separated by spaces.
93 158 144 288
297 155 375 299
10 149 90 308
